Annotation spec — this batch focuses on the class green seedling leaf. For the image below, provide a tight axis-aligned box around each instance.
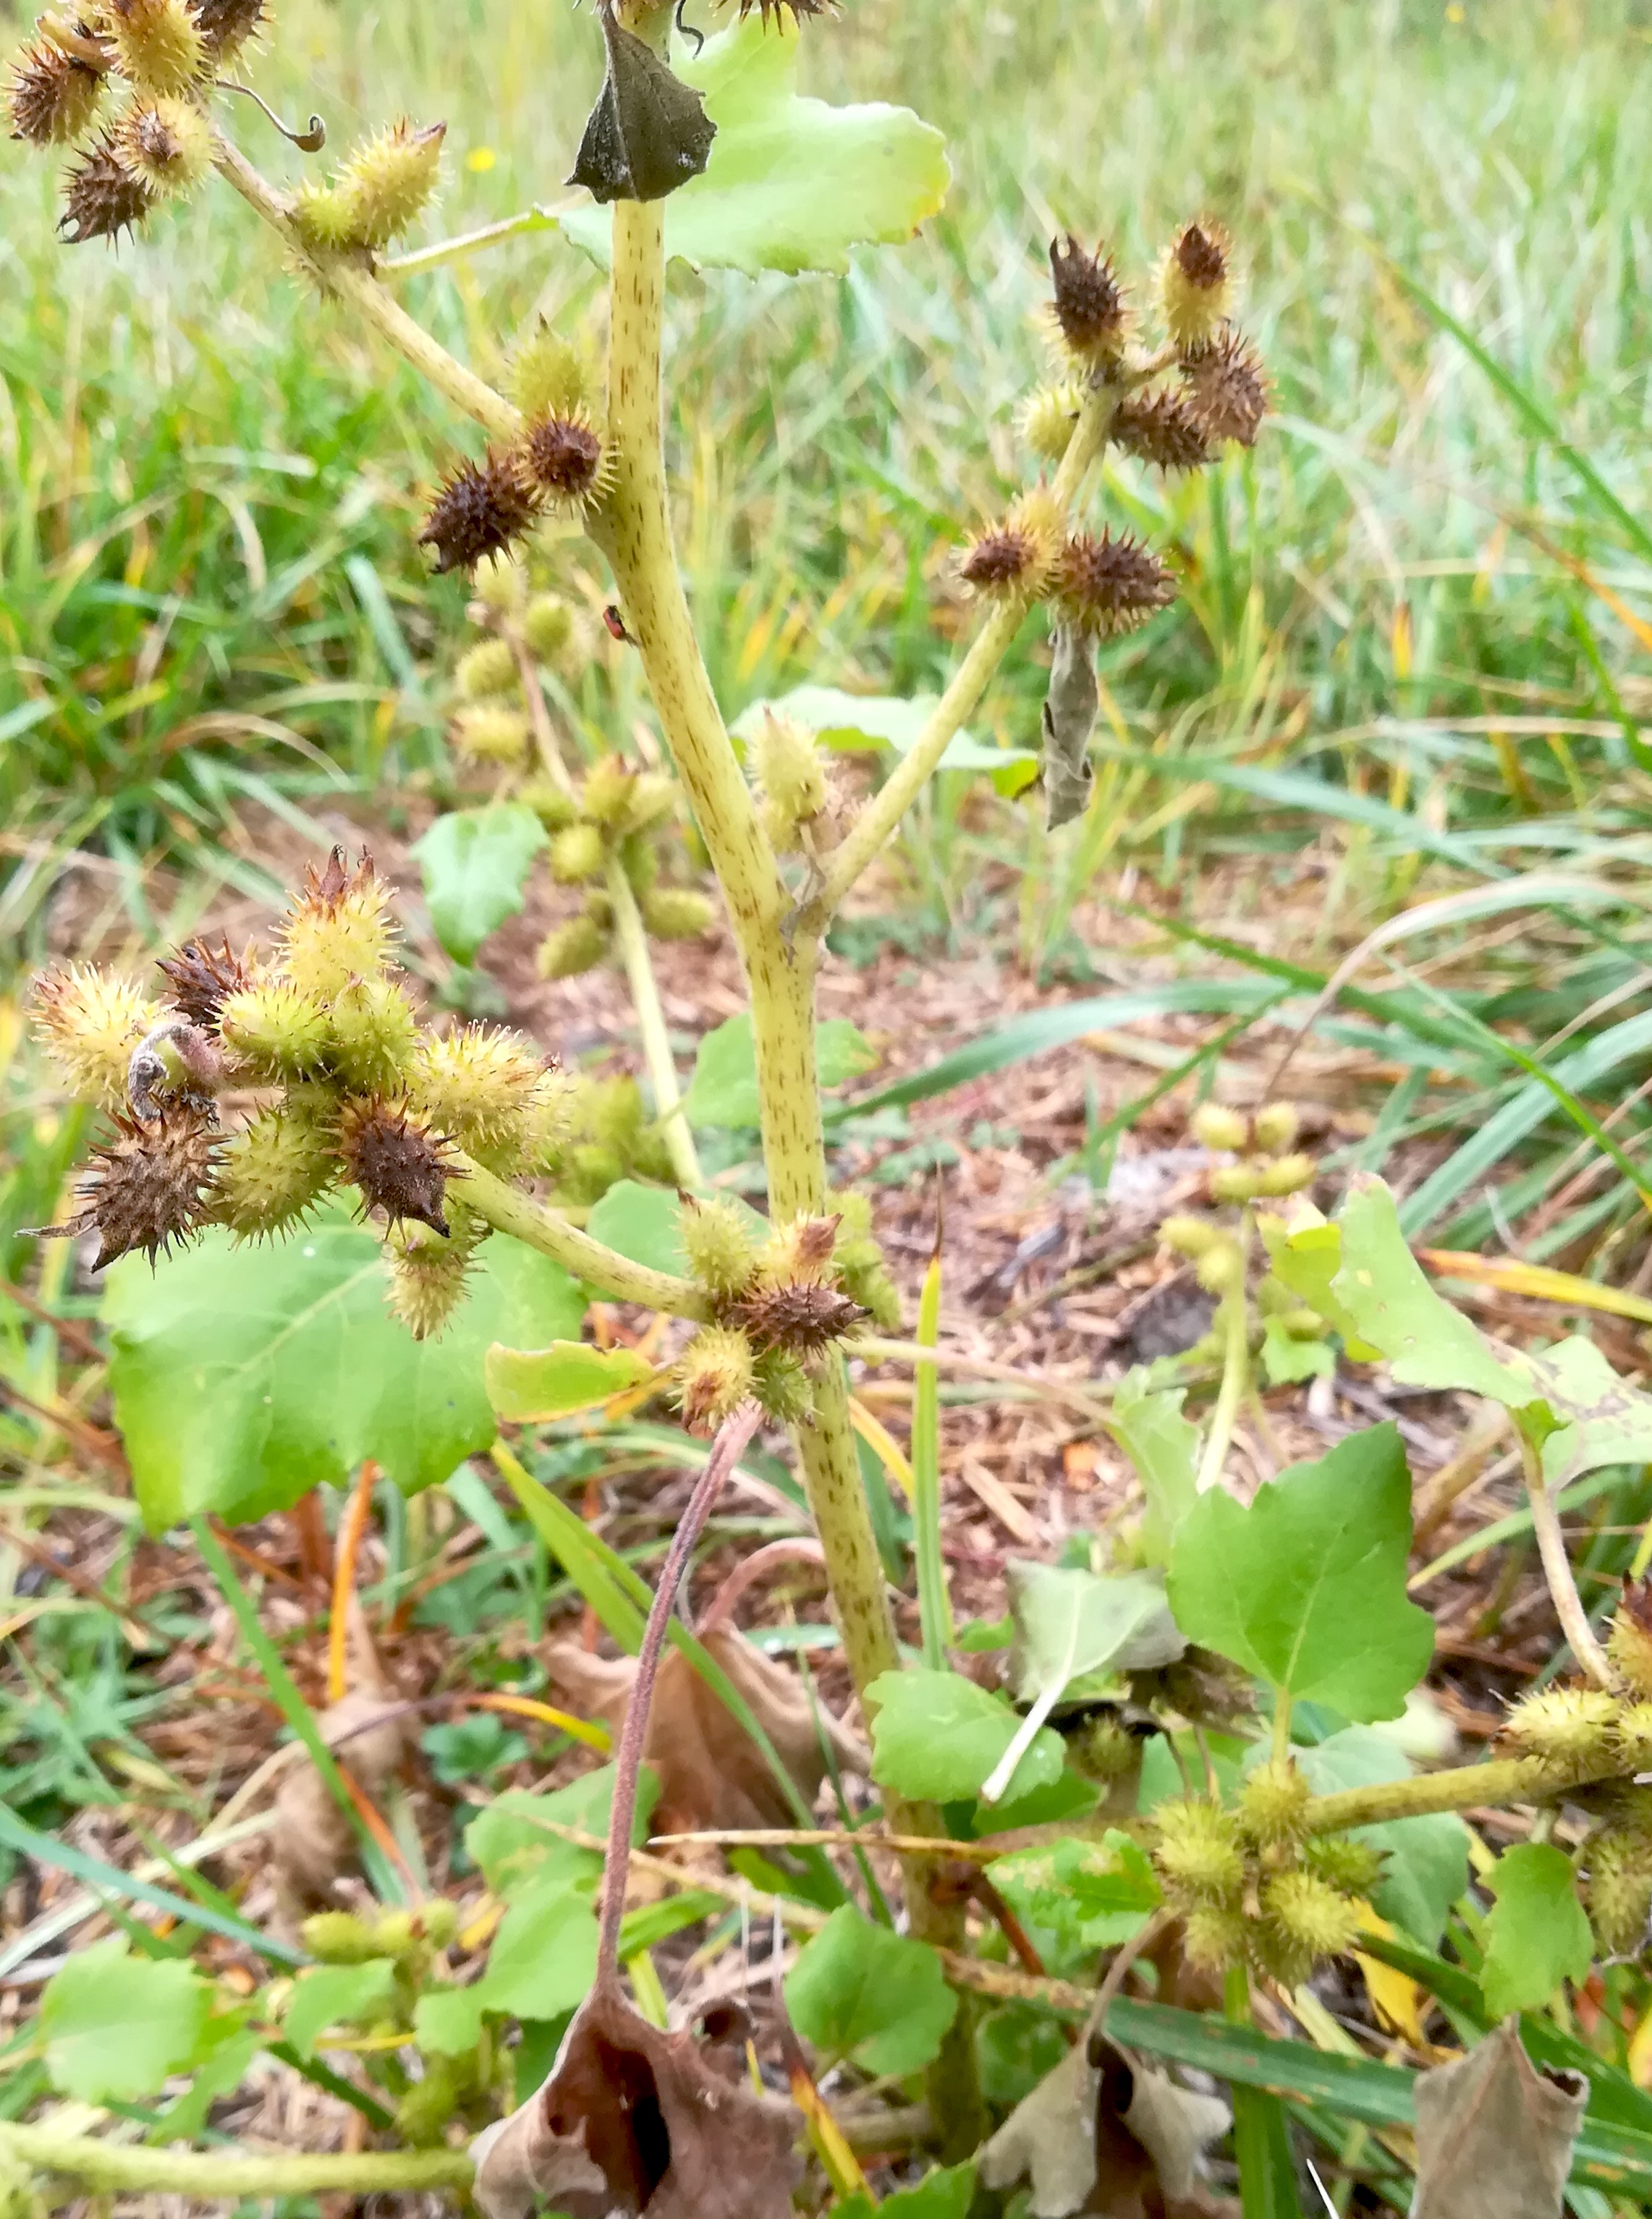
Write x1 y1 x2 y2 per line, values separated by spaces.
283 1959 399 2061
1261 1316 1336 1385
413 802 548 964
466 1767 656 1899
684 1011 877 1131
1292 1729 1469 1948
865 1667 1064 1804
1167 1425 1433 1721
785 1905 957 2076
563 15 949 276
469 1883 600 2024
983 1564 1183 1803
834 2163 977 2219
153 2023 260 2143
1480 1843 1593 2020
992 1830 1163 1958
486 1338 655 1421
413 1983 491 2058
735 684 1038 795
41 1937 211 2102
105 1205 583 1527
1107 1370 1200 1559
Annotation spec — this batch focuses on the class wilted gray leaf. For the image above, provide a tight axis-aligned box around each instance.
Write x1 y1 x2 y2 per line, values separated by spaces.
570 4 716 205
1411 2020 1586 2219
1041 623 1098 830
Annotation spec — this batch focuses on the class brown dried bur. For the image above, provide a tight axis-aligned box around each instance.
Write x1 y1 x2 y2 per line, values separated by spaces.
270 1617 407 1928
1411 2020 1586 2219
544 1621 866 1836
980 2024 1230 2218
471 1966 797 2219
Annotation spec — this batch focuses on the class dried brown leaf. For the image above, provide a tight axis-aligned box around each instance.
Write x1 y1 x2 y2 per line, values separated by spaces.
545 1626 866 1835
471 1969 797 2219
1411 2019 1586 2219
270 1625 407 1924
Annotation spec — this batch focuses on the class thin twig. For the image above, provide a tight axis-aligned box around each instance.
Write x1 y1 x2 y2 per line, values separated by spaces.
1522 1436 1617 1689
598 1402 765 1974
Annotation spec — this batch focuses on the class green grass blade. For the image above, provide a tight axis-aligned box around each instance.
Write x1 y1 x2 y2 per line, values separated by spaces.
912 1234 950 1668
1234 2084 1305 2218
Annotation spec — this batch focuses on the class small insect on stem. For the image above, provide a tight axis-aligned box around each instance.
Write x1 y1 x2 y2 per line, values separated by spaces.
603 602 637 645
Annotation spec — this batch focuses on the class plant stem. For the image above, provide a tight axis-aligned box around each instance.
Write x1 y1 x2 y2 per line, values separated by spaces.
0 2126 473 2204
1300 1750 1622 1834
802 379 1119 929
212 137 521 443
1195 1282 1251 1494
604 857 703 1190
379 200 575 277
598 1403 763 1974
1521 1433 1617 1690
452 1154 709 1317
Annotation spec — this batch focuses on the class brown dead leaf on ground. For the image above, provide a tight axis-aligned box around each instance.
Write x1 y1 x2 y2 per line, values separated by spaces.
271 1616 407 1925
470 1966 798 2219
979 2027 1232 2218
545 1626 867 1835
1411 2019 1587 2219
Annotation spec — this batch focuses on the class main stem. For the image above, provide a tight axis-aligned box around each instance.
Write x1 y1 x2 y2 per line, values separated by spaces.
595 190 985 2159
0 2126 473 2204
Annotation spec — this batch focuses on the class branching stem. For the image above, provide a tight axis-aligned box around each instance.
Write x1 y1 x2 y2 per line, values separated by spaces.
452 1155 709 1318
1520 1433 1617 1690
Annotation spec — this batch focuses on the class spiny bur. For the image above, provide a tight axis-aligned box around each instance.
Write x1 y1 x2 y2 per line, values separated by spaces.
1111 390 1211 473
331 978 420 1092
1016 381 1083 463
752 710 829 852
217 981 331 1079
452 703 531 766
640 888 714 940
1179 1904 1248 1973
1615 1701 1652 1774
959 488 1063 603
300 1910 383 1965
115 95 211 195
410 1025 546 1163
679 1195 761 1299
99 0 206 96
509 323 596 421
1179 328 1268 448
1160 220 1234 352
33 966 162 1108
1191 1102 1250 1153
1300 1834 1384 1898
419 451 541 575
280 848 398 1003
537 913 611 980
1258 1870 1363 1982
297 119 446 253
1152 1798 1245 1907
211 1106 336 1242
386 1218 480 1340
580 755 639 831
1159 1212 1221 1260
9 40 106 143
1586 1826 1652 1955
520 781 580 833
550 822 607 886
337 1098 452 1237
676 1325 756 1435
455 637 520 701
753 1347 812 1425
192 0 267 61
60 132 153 242
522 410 610 512
1502 1685 1619 1778
1193 1236 1244 1298
1055 530 1177 637
1609 1579 1652 1697
65 1107 223 1268
1253 1102 1301 1154
1238 1757 1312 1847
1049 233 1128 365
157 935 255 1030
472 552 527 616
522 593 574 664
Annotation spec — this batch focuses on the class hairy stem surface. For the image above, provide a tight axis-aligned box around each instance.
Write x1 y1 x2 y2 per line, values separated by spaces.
454 1155 708 1317
0 2126 473 2204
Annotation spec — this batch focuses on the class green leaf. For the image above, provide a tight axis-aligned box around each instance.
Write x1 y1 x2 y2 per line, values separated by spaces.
486 1339 655 1421
1292 1729 1469 1948
1107 1370 1200 1559
466 1768 654 1899
1233 2082 1306 2218
151 2023 260 2143
41 1938 211 2101
983 1563 1182 1803
684 1011 876 1131
784 1905 957 2076
563 16 949 276
1166 1425 1434 1721
105 1205 584 1527
283 1959 399 2061
737 684 1037 796
412 1984 491 2058
584 1179 689 1275
471 1883 599 2023
1260 1317 1336 1386
991 1830 1163 1957
412 802 548 964
865 1668 1064 1804
834 2163 977 2219
1481 1843 1593 2019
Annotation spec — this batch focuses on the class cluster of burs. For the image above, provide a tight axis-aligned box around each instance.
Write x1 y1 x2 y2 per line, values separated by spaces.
6 0 449 253
959 221 1268 633
1142 1590 1652 1982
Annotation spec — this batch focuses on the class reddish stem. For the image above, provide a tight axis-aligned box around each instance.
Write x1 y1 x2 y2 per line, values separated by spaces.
598 1402 764 1976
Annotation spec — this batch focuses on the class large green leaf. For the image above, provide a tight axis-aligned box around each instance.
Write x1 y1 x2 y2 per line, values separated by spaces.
834 2165 977 2219
104 1204 584 1527
683 1011 878 1131
562 17 949 276
486 1339 654 1420
1291 1729 1469 1948
1480 1844 1593 2019
1107 1370 1200 1561
990 1830 1163 1957
1272 1177 1652 1485
466 1767 653 1900
735 685 1038 796
784 1906 957 2076
1166 1426 1434 1721
865 1667 1064 1804
41 1938 211 2102
412 802 548 964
